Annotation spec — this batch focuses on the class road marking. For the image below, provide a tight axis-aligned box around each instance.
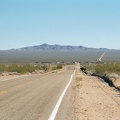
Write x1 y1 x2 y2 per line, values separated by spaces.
16 84 23 88
27 81 32 84
16 81 32 88
0 90 7 95
48 70 76 120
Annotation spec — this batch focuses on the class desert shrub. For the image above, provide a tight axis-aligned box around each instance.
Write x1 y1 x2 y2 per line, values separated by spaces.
7 64 19 73
52 66 57 70
6 64 36 74
41 65 51 72
0 64 6 73
22 64 36 73
57 64 63 69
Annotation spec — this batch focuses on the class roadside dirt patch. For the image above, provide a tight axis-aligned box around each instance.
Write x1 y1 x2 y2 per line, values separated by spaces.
72 68 120 120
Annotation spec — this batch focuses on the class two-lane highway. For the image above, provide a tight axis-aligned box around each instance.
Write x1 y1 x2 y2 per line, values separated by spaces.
0 69 75 120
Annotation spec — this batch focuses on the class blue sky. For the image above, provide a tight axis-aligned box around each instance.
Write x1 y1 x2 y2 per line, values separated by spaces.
0 0 120 50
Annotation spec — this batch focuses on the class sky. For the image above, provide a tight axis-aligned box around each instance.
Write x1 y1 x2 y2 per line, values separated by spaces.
0 0 120 50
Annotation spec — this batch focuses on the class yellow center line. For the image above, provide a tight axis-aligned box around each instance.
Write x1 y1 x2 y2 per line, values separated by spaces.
16 81 33 88
27 81 32 84
16 84 23 88
0 90 7 95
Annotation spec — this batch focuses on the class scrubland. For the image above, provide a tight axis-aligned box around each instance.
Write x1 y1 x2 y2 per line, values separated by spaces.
82 62 120 89
0 64 63 75
83 62 120 75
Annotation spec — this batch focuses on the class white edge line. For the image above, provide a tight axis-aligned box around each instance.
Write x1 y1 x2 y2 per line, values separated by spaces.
48 70 76 120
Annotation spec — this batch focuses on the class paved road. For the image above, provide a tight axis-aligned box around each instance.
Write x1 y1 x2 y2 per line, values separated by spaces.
0 69 75 120
97 51 106 62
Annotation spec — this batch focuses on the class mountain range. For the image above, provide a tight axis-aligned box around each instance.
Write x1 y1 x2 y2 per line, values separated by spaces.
0 44 119 63
11 43 108 51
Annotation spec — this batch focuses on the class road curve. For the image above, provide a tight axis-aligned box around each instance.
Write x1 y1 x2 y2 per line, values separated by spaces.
0 69 75 120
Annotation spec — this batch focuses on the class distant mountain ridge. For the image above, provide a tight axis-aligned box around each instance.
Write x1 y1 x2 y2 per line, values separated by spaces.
0 43 120 63
12 43 108 51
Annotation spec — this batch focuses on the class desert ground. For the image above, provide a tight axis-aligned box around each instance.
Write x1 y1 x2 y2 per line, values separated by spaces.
0 64 120 120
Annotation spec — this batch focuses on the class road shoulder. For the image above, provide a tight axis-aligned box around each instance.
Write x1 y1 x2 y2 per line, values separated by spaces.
72 68 120 120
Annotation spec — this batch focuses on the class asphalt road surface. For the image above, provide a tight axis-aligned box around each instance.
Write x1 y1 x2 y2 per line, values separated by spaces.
0 69 75 120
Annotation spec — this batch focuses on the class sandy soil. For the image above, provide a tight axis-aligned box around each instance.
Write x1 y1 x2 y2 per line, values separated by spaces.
0 75 21 81
72 65 120 120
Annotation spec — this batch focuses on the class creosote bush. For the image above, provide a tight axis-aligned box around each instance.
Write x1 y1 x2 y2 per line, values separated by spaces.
57 64 63 69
